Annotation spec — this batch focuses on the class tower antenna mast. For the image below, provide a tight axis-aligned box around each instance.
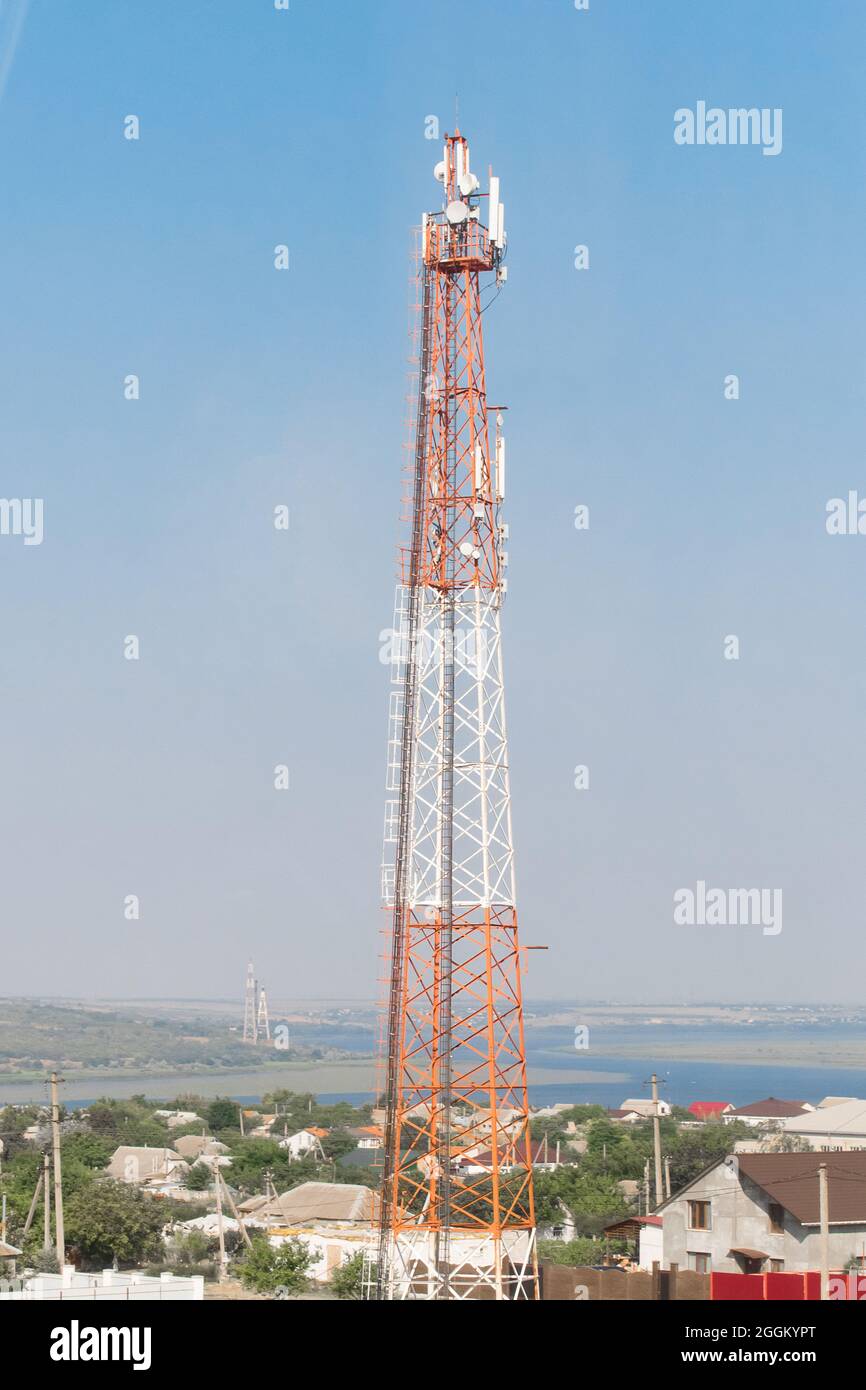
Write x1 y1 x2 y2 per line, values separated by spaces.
374 133 537 1300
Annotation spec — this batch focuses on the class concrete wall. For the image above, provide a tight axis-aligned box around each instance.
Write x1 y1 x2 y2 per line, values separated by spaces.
0 1267 203 1301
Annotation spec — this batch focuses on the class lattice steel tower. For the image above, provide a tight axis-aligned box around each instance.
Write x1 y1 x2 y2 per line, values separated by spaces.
375 132 537 1300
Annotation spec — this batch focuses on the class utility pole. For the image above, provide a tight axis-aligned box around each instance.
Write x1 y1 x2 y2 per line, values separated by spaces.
218 1169 252 1250
214 1168 227 1282
819 1162 830 1301
22 1169 43 1238
649 1073 663 1209
239 1106 245 1137
643 1158 651 1215
664 1154 672 1200
43 1152 51 1252
49 1072 65 1267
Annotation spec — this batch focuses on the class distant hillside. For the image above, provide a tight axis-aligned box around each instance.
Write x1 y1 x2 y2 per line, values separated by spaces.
0 998 363 1081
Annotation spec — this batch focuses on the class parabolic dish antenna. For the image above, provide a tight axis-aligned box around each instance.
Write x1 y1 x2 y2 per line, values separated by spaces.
446 200 469 225
434 161 447 182
458 171 479 196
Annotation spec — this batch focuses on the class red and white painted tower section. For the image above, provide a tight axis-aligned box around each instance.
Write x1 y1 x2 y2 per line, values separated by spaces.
374 133 538 1301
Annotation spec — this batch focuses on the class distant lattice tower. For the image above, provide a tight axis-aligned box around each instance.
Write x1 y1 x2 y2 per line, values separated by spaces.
374 132 537 1301
243 960 258 1044
257 985 271 1042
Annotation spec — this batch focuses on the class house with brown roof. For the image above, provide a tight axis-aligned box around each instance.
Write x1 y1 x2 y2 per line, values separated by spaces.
346 1125 384 1150
723 1097 815 1128
657 1151 866 1274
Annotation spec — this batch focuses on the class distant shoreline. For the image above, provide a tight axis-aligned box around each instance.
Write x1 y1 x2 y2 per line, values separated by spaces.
0 1061 635 1104
2 1044 863 1105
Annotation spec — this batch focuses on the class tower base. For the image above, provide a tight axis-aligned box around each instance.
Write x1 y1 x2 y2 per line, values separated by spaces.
366 1229 538 1301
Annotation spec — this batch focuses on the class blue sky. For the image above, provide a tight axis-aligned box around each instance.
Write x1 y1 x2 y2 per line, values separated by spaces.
2 0 866 1002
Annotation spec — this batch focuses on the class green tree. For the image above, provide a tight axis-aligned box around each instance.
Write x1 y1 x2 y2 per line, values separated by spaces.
320 1128 357 1161
330 1250 367 1300
85 1099 167 1148
171 1230 212 1267
185 1163 212 1192
206 1098 241 1132
533 1166 628 1234
61 1133 115 1170
237 1237 312 1296
64 1179 165 1268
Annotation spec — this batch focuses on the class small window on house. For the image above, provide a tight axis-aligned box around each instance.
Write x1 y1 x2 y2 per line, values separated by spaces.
688 1199 711 1231
770 1259 784 1273
552 1225 564 1240
768 1202 785 1234
687 1252 711 1273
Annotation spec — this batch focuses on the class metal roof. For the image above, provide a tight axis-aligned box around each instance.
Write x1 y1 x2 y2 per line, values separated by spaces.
736 1152 866 1226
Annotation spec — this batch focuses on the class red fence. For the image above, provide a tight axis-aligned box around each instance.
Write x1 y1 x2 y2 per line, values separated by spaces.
712 1271 865 1301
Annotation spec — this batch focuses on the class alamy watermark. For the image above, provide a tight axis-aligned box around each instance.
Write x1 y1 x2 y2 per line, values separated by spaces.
379 624 489 678
826 492 866 535
674 880 782 936
0 498 43 545
674 102 782 157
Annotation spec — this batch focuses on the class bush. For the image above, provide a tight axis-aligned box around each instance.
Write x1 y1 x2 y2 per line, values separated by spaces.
329 1250 367 1300
185 1164 212 1192
538 1236 630 1267
237 1237 313 1296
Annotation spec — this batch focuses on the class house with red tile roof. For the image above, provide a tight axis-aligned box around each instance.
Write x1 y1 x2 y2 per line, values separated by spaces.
688 1101 734 1122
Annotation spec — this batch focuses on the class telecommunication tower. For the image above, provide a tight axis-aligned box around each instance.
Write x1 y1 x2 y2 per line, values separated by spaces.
257 986 271 1042
374 132 537 1300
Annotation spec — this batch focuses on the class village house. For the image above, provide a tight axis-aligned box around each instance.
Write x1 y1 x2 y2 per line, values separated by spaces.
657 1151 866 1274
278 1125 329 1159
346 1125 383 1150
153 1109 202 1130
777 1097 866 1151
723 1097 814 1128
456 1138 561 1176
603 1214 663 1270
687 1102 734 1122
173 1135 232 1169
619 1095 675 1117
239 1181 375 1283
105 1145 191 1197
245 1113 278 1139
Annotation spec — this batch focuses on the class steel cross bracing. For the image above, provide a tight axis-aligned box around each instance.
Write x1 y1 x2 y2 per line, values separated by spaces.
374 132 538 1302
